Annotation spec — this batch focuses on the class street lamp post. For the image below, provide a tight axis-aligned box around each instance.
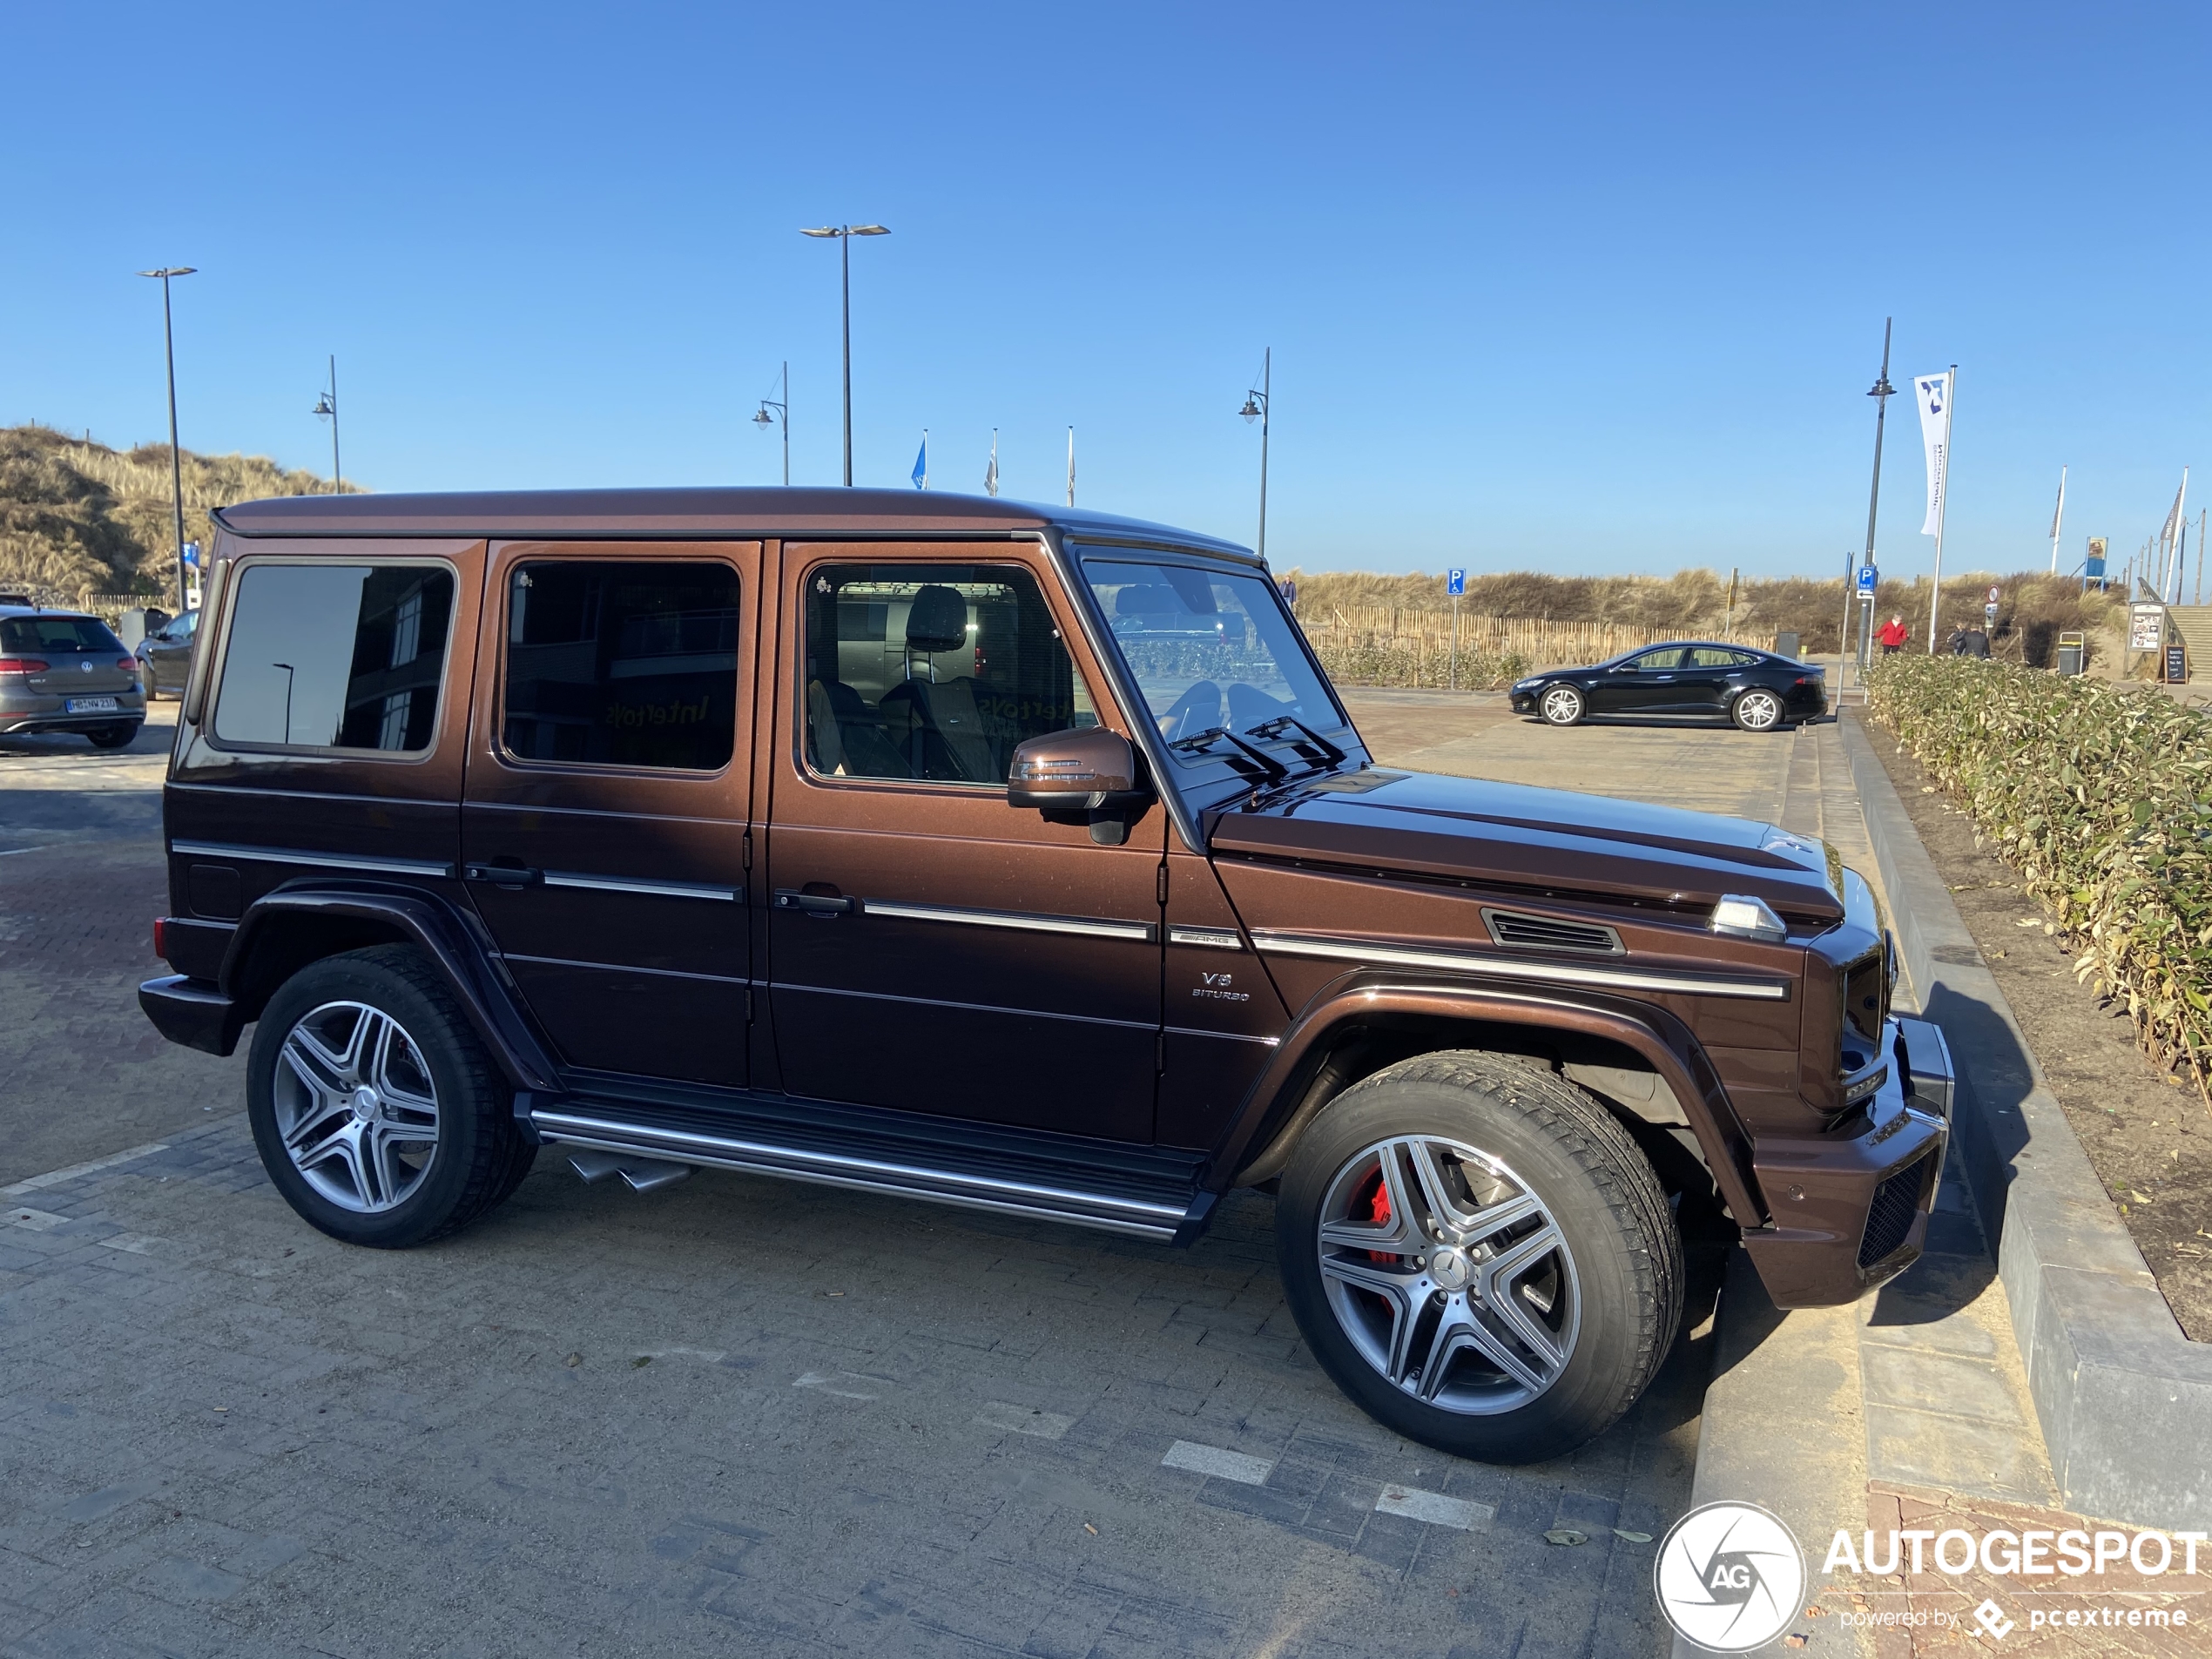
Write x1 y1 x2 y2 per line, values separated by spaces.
1854 319 1895 685
752 361 790 485
1239 348 1271 562
272 662 296 744
311 356 341 494
799 225 889 485
138 266 197 613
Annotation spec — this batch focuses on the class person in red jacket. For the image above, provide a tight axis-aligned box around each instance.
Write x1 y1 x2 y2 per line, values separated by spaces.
1876 614 1909 654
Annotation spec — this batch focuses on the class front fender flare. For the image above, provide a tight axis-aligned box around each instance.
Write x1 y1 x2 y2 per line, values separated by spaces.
1216 977 1767 1228
220 881 562 1094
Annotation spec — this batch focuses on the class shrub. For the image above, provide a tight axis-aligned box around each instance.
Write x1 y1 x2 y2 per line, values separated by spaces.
1865 655 2212 1100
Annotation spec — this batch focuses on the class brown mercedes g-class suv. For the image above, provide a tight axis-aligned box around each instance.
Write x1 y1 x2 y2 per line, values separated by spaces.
139 488 1950 1462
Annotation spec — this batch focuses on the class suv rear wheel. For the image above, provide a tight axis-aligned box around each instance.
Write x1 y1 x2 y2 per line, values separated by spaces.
1275 1051 1683 1463
246 945 532 1248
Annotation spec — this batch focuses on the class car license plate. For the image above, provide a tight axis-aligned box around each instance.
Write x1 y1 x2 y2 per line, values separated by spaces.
65 697 118 713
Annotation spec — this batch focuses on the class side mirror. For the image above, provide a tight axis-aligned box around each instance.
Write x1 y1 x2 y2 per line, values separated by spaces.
1008 727 1150 845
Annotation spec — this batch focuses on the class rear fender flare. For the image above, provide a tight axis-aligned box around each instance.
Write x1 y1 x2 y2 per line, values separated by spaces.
220 882 561 1093
1217 977 1767 1227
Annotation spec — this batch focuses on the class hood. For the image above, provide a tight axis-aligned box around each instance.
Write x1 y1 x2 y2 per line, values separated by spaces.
1206 768 1844 927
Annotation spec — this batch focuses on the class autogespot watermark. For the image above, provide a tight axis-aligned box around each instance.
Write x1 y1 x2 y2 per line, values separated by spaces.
1655 1502 1806 1652
1658 1507 2207 1649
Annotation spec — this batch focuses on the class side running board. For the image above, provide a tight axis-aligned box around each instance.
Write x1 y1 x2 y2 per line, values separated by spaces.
526 1097 1217 1244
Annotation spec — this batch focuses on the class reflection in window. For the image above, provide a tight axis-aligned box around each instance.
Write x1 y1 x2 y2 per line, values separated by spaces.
212 564 454 752
802 563 1095 784
501 561 740 771
1080 555 1342 748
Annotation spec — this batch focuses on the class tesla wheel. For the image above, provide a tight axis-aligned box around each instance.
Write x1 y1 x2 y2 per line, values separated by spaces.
246 945 526 1249
86 723 141 749
1538 685 1585 727
1275 1051 1683 1463
1731 689 1784 732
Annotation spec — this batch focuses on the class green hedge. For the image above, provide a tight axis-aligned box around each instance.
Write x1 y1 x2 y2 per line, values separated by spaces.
1310 641 1531 691
1865 656 2212 1098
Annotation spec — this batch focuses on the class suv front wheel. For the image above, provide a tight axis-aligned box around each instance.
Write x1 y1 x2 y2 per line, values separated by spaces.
1275 1051 1683 1463
246 945 534 1248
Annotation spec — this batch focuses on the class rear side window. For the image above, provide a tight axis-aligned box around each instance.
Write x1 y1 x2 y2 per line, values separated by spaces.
0 616 125 654
212 563 455 752
501 560 740 771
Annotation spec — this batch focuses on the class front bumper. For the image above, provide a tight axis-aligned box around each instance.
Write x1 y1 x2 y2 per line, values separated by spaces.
1739 1015 1952 1307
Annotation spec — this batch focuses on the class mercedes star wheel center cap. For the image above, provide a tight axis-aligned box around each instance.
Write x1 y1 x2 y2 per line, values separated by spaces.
1430 1248 1473 1291
350 1086 380 1122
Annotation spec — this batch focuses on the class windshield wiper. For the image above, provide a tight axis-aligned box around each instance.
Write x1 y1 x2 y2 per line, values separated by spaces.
1166 725 1289 782
1244 714 1347 768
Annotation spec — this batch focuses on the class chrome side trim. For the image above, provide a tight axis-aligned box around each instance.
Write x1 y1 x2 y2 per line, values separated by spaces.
1167 925 1244 950
543 871 742 902
169 839 454 880
1248 930 1791 1001
504 952 750 987
1165 1025 1279 1046
863 898 1155 943
529 1109 1184 1240
774 980 1157 1031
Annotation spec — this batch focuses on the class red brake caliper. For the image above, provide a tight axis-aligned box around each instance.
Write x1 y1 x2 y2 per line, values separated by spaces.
1368 1170 1396 1264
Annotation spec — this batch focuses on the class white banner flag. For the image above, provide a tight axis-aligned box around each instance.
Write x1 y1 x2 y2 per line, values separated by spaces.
1914 371 1952 536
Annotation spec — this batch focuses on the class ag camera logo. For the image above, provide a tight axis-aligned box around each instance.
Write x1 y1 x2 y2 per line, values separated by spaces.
1655 1501 1806 1652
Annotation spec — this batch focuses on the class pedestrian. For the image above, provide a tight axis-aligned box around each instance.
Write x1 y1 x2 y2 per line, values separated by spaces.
1947 625 1968 656
1876 614 1908 655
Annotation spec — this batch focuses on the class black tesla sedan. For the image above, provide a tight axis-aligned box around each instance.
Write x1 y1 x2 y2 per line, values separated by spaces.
1507 642 1825 732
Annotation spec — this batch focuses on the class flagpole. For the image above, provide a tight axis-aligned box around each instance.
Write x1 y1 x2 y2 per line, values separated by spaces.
2048 465 2066 575
1925 366 1956 654
2198 508 2206 605
1067 427 1075 508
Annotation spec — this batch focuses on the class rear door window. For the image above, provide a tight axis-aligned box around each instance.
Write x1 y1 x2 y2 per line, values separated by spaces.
212 563 455 752
500 560 741 771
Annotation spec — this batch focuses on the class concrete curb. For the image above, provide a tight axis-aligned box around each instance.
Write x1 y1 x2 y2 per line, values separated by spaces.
1840 713 2212 1530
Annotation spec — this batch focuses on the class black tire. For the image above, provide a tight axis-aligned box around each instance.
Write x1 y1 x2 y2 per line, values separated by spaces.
86 723 141 749
1538 685 1585 727
1730 688 1784 732
1275 1050 1683 1464
246 944 524 1248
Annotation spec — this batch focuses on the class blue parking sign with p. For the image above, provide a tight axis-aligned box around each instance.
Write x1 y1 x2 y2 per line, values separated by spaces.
1447 569 1466 597
1857 565 1878 595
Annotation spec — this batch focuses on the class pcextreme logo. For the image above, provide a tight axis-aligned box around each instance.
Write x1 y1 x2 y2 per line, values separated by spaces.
1654 1501 1805 1652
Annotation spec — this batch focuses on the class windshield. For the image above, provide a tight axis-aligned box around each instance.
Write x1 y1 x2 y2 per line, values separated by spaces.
1080 555 1345 754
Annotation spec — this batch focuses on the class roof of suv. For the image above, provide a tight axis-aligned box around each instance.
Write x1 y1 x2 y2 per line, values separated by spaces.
213 487 1258 560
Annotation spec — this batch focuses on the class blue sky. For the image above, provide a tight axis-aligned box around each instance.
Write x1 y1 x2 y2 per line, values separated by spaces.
2 3 2204 578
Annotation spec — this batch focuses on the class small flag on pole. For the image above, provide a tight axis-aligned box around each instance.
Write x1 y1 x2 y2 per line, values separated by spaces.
985 429 999 497
1066 427 1075 508
911 431 928 490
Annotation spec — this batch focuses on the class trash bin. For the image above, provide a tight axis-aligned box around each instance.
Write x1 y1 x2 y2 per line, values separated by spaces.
2056 631 2085 676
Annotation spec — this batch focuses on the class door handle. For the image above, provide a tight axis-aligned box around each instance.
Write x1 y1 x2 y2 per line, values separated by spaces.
464 861 543 889
773 887 859 917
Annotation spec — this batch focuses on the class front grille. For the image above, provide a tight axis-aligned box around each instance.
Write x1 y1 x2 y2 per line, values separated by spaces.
1858 1157 1927 1269
1482 908 1623 955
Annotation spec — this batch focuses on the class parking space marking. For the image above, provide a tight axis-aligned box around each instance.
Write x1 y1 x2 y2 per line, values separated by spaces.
974 1401 1075 1440
793 1370 882 1401
96 1233 163 1255
1374 1484 1493 1529
3 1140 172 1197
6 1206 68 1231
1161 1440 1275 1485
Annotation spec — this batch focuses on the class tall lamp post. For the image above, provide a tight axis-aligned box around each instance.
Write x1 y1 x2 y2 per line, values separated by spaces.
1855 318 1894 683
138 266 197 613
311 356 341 494
799 224 889 485
752 361 789 484
1238 347 1271 561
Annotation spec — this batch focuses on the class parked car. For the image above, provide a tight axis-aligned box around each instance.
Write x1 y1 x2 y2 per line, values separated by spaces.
136 607 200 698
138 489 1947 1463
1509 643 1827 732
0 605 146 747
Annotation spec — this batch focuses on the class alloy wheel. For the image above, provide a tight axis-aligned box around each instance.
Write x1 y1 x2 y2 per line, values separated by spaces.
1540 686 1582 726
1736 691 1782 731
272 1000 441 1212
1315 1135 1580 1414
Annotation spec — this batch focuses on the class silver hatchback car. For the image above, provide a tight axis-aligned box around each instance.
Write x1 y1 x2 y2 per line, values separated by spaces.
0 606 146 748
